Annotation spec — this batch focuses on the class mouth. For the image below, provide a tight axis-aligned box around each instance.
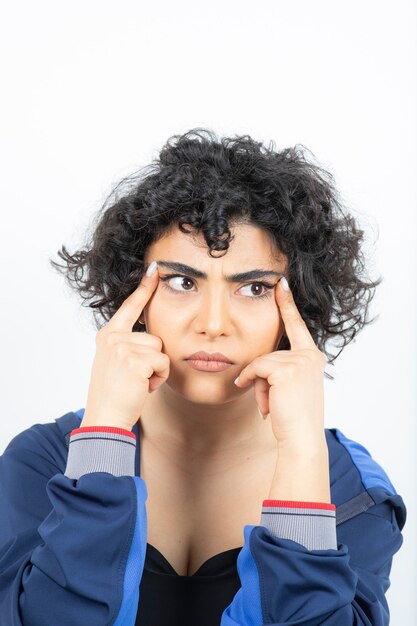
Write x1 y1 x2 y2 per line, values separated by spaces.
184 351 235 373
185 351 234 364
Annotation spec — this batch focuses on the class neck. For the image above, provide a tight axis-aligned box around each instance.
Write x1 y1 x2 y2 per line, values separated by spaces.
138 383 275 458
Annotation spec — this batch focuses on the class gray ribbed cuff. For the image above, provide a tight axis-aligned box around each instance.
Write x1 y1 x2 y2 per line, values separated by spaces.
260 504 337 550
64 428 136 479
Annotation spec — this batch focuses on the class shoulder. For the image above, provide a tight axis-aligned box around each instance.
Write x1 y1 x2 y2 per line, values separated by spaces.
1 408 84 474
0 409 84 533
324 427 406 531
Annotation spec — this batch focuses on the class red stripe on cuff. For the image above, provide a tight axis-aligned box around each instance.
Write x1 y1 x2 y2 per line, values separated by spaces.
70 426 136 440
263 500 336 511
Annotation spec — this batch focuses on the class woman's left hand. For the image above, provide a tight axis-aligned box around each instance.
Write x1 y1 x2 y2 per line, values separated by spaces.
234 277 327 448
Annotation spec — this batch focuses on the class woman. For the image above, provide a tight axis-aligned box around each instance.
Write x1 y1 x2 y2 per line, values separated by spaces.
0 129 406 625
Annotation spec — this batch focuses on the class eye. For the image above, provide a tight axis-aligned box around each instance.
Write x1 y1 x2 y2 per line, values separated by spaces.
239 282 274 299
159 275 275 300
160 276 195 292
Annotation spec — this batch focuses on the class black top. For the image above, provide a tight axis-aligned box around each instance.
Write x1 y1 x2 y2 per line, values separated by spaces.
135 542 243 625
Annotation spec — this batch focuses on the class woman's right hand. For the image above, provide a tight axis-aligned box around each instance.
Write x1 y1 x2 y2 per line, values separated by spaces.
81 261 170 432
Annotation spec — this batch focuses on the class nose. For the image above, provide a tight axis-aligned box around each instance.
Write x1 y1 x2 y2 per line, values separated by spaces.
192 285 233 337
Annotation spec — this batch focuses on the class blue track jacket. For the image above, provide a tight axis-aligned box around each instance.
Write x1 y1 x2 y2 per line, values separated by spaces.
0 408 406 625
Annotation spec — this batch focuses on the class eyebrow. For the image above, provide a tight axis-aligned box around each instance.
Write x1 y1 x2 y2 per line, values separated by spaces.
154 260 285 283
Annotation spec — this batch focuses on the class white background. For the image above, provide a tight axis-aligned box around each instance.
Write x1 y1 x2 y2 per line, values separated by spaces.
0 1 415 623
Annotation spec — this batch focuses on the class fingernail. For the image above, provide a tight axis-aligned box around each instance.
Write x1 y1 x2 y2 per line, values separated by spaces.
234 376 240 385
146 261 158 277
280 276 289 292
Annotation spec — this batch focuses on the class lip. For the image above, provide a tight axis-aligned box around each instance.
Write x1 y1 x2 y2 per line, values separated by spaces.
185 359 233 372
185 351 234 364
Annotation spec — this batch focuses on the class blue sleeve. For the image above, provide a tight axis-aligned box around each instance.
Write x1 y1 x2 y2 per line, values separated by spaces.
0 425 148 626
219 489 406 624
1 422 406 625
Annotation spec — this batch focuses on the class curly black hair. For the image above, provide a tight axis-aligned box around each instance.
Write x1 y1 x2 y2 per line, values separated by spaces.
49 128 382 381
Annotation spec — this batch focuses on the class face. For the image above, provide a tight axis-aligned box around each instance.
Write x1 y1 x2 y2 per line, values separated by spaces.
142 222 288 405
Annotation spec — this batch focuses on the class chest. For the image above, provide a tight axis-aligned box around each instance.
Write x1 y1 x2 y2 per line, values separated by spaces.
139 439 277 576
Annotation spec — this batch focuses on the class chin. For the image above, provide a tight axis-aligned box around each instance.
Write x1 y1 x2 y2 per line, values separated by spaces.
168 371 239 403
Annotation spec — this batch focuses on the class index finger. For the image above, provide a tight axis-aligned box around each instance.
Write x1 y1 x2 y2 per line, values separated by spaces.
275 276 317 351
108 261 160 332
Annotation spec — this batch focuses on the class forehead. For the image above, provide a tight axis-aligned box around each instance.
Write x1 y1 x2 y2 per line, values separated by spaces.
145 223 286 267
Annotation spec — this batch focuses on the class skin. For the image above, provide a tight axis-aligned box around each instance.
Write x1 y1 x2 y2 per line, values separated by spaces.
138 222 289 462
82 219 330 499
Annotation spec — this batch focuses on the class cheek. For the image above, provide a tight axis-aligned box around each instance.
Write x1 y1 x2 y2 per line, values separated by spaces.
260 309 284 350
276 313 285 335
246 316 280 349
144 287 181 327
142 289 160 323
